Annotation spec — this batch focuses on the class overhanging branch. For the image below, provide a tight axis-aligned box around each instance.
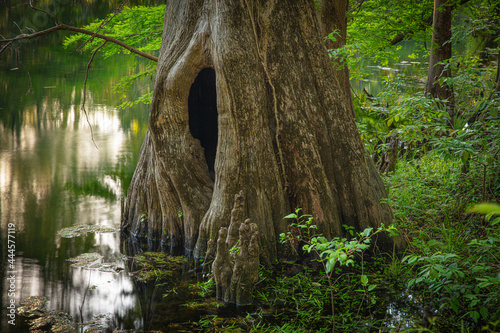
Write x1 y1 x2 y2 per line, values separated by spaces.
0 3 158 62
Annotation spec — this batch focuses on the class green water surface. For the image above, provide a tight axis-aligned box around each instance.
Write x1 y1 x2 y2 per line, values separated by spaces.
0 1 151 331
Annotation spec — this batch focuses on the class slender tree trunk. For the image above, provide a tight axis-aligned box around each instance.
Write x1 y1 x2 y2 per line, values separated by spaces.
122 0 404 264
425 0 455 119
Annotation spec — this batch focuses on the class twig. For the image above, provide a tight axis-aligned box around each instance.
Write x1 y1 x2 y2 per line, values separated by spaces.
80 270 92 323
0 41 13 56
77 0 128 52
14 48 33 94
82 41 107 150
487 250 500 266
25 68 33 95
29 0 62 25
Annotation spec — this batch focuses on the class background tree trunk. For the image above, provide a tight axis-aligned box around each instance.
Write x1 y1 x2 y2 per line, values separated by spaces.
425 0 455 119
122 0 404 264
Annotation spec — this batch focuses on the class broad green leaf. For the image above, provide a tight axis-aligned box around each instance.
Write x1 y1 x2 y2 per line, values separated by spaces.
361 274 369 286
325 258 335 274
361 228 372 237
408 256 419 264
469 311 480 322
480 307 488 319
318 236 328 243
461 151 470 163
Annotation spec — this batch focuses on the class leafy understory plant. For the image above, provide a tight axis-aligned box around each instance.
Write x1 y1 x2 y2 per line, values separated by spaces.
280 208 398 333
402 202 500 324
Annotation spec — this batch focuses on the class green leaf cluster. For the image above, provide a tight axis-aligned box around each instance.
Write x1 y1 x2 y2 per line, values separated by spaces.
63 5 165 108
403 248 500 323
280 208 397 330
64 5 165 57
344 0 433 80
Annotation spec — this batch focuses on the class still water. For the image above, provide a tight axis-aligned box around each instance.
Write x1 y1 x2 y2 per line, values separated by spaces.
0 1 151 331
0 2 439 331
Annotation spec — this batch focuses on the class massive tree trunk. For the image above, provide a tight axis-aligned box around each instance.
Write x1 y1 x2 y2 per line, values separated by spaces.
318 0 355 118
122 0 404 264
425 0 455 117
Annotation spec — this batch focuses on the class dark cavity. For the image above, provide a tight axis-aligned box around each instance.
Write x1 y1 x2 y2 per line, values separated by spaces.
188 67 218 181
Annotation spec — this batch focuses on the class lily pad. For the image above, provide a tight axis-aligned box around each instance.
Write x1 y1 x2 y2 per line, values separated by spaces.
67 252 103 267
17 296 74 333
30 311 73 332
67 253 124 274
81 313 114 332
17 296 49 318
57 225 116 238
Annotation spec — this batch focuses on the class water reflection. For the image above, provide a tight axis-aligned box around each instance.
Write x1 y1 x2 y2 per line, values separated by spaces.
352 41 428 96
0 3 149 331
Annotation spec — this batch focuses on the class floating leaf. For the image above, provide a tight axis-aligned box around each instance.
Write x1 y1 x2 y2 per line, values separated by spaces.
18 296 74 332
57 225 116 238
67 253 103 267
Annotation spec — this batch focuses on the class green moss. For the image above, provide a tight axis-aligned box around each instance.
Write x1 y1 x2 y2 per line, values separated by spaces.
181 300 219 310
130 252 186 284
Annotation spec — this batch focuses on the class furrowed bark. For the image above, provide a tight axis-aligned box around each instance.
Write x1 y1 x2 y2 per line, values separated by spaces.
122 0 405 264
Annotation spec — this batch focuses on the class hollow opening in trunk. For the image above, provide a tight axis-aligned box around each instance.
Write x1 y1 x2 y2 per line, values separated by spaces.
188 67 218 181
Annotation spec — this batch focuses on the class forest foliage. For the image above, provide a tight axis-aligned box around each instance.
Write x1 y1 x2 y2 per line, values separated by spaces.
59 0 500 331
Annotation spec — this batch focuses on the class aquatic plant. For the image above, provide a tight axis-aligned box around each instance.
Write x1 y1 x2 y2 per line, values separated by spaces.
129 252 186 284
57 225 116 238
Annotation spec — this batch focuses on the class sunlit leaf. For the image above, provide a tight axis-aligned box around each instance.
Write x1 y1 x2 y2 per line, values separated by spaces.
467 203 500 215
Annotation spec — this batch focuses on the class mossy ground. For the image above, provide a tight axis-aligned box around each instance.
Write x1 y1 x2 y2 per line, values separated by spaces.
129 252 186 283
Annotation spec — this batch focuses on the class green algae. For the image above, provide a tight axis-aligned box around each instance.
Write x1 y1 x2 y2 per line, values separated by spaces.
129 252 186 283
57 225 116 238
181 299 219 310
